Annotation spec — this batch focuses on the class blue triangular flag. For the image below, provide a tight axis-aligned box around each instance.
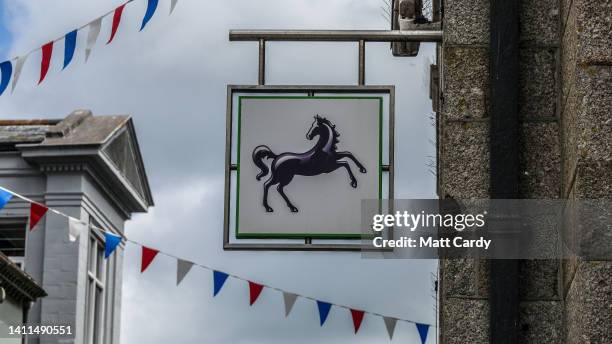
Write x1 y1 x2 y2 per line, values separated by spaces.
316 301 332 326
213 270 229 296
0 189 13 210
416 323 430 344
0 60 12 96
104 232 122 258
140 0 159 31
63 30 77 69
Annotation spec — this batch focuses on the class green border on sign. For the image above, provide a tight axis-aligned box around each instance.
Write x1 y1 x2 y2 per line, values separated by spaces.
235 96 384 239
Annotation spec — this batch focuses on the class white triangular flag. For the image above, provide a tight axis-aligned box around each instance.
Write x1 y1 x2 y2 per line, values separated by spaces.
85 17 102 62
383 317 397 340
283 292 298 317
176 259 194 285
68 218 87 242
170 0 179 14
11 55 28 93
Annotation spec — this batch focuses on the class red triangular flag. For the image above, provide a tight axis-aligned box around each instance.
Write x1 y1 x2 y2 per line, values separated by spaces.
39 41 53 84
29 203 48 230
107 4 126 44
248 281 264 306
141 246 159 273
350 309 365 334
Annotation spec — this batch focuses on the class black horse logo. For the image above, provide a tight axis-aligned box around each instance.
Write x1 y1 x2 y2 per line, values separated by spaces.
252 115 366 213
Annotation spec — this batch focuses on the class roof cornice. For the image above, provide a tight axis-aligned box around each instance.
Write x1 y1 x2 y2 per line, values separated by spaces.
16 144 150 217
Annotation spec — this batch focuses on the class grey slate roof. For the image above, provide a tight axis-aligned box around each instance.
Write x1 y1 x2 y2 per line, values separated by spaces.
0 111 129 147
42 114 131 146
0 124 55 146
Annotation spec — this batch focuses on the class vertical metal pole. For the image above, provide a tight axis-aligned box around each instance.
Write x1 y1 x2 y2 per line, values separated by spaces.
358 40 366 85
258 39 266 85
489 0 519 343
306 90 315 245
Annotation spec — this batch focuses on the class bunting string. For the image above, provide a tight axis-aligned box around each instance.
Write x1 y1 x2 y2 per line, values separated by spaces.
0 0 179 96
0 185 432 342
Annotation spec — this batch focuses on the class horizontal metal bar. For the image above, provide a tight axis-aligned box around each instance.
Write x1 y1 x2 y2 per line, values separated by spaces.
234 164 388 171
229 30 442 42
224 243 363 251
232 164 390 171
228 84 395 93
224 243 392 252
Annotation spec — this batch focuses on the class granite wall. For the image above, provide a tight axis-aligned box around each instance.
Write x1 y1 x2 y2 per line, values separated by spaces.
436 0 610 342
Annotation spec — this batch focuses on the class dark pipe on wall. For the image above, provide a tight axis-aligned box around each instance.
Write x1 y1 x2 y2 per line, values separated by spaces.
489 0 520 343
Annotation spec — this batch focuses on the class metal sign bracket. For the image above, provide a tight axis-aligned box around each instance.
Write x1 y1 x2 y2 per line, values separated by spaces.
229 29 442 87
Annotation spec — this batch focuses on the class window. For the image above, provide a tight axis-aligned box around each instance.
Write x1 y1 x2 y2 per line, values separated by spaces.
0 218 27 268
85 226 115 344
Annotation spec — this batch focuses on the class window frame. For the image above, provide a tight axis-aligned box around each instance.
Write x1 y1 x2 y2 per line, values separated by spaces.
85 225 116 344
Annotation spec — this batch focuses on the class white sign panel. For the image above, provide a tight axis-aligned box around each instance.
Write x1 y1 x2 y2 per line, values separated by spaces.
236 96 382 238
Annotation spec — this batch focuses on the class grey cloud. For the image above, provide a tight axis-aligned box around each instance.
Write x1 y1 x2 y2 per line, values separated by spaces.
0 0 437 343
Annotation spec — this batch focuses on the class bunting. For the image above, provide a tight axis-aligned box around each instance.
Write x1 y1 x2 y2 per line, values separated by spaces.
141 246 159 272
104 232 122 258
176 259 194 286
108 5 126 44
0 61 11 96
350 309 365 334
68 217 87 242
317 301 332 326
85 18 102 62
140 0 159 31
416 323 430 344
213 270 229 297
248 281 264 306
11 55 27 92
383 317 397 340
63 30 77 69
0 188 12 210
283 292 298 317
29 203 48 230
0 0 177 96
39 41 53 84
170 0 179 15
0 185 434 341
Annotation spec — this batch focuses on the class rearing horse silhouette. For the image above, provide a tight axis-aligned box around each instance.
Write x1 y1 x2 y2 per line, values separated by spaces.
252 115 366 212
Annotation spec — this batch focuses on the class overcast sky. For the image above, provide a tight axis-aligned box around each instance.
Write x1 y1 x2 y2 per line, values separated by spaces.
0 0 437 342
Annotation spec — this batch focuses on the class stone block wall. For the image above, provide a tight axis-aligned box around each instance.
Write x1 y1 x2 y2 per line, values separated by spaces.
437 0 610 342
559 0 612 343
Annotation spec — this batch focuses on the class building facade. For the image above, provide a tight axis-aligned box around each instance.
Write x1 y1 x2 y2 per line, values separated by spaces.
0 110 153 344
434 0 610 343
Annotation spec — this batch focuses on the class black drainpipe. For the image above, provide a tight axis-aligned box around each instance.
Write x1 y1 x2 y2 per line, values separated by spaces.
489 0 520 343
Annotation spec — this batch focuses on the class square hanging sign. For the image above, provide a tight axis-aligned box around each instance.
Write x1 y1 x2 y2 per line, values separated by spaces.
224 85 394 250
